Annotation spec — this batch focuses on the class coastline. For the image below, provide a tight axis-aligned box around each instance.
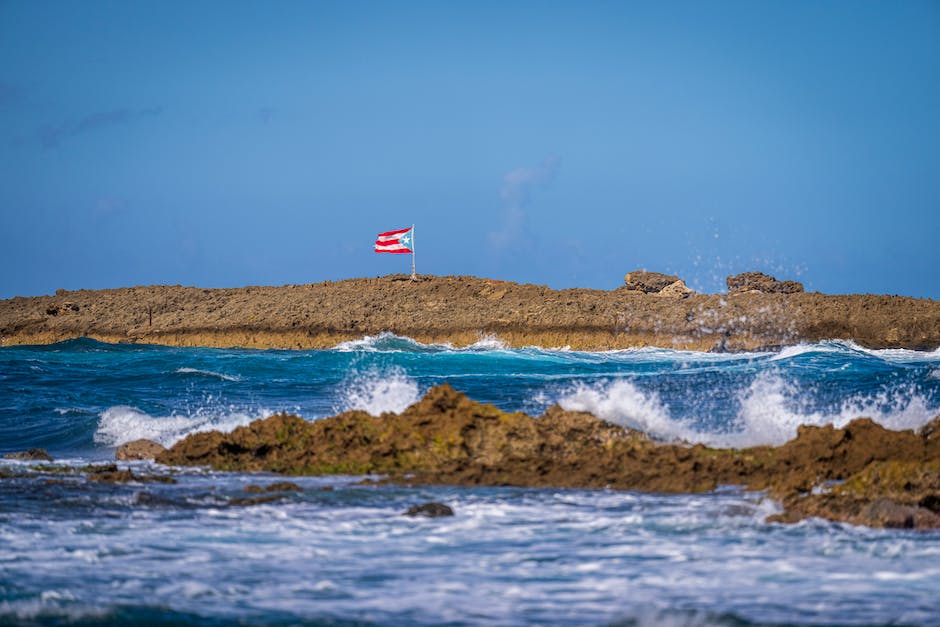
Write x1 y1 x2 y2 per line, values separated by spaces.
2 275 939 351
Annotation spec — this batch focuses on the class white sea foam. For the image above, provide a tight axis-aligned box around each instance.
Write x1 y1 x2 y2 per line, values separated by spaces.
557 373 938 447
332 332 448 353
558 380 697 441
336 368 421 416
175 367 243 382
334 331 507 353
726 372 938 447
94 405 271 448
771 340 940 364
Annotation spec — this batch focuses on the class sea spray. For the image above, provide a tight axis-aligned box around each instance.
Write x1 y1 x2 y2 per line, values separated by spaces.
336 367 421 416
94 405 271 447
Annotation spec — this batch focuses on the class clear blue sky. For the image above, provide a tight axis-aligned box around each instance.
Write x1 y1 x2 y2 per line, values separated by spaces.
1 0 938 298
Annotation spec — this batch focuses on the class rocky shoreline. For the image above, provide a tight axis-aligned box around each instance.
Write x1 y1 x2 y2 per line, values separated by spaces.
145 385 940 529
1 274 939 351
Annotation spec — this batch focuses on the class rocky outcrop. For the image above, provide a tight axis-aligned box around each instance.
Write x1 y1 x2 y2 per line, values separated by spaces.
1 276 938 351
115 439 166 461
157 385 940 528
3 448 53 461
727 271 803 294
624 271 680 293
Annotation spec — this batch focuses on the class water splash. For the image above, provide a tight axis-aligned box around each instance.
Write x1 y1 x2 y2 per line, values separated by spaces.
336 367 421 416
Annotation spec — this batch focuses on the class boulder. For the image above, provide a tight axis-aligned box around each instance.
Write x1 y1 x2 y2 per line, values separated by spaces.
243 481 303 493
726 272 803 294
115 439 166 461
655 280 695 299
3 448 53 461
404 502 455 518
624 271 680 293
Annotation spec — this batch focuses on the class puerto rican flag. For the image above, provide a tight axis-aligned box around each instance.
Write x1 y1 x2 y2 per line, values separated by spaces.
374 226 413 254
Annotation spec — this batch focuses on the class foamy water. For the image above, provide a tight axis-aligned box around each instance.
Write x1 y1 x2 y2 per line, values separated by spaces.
2 336 940 624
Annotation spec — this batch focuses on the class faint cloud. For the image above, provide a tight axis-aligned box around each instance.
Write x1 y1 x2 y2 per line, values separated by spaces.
488 155 560 250
254 106 277 123
0 81 24 109
38 106 163 148
92 197 128 221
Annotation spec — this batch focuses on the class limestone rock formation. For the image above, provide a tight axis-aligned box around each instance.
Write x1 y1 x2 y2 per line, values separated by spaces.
155 384 940 528
115 439 166 461
726 271 803 294
624 271 680 293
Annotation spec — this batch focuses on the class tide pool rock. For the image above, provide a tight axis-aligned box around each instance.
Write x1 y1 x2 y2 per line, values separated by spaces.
115 439 166 461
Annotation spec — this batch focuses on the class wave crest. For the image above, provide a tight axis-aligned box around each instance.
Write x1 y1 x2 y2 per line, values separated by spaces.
94 405 271 448
336 368 421 416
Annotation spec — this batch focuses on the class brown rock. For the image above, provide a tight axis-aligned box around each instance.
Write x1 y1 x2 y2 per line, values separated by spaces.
624 271 680 293
115 439 166 461
243 481 303 493
404 502 454 518
726 271 803 294
3 448 53 461
655 280 695 299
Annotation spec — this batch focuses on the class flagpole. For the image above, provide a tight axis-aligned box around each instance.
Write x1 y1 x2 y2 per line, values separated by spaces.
410 224 417 281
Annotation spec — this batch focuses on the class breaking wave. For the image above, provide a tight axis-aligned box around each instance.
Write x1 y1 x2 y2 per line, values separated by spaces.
558 372 939 447
334 332 505 353
336 367 421 416
94 405 272 448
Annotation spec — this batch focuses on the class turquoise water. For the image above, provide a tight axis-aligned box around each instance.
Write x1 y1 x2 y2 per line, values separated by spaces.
2 336 940 625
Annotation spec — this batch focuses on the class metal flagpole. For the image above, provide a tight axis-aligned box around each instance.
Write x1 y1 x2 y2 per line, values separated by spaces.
410 224 417 281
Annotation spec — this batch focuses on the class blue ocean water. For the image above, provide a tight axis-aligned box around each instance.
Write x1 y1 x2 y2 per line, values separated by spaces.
2 335 940 625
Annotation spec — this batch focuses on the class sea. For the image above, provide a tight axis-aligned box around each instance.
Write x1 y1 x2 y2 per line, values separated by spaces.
2 334 940 626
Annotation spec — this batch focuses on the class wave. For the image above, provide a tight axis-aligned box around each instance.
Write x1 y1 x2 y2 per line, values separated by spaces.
94 405 272 448
557 372 939 447
335 367 421 416
333 332 506 353
174 367 243 382
770 339 940 364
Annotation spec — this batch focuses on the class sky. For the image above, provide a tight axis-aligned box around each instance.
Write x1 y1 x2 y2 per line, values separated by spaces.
1 0 938 298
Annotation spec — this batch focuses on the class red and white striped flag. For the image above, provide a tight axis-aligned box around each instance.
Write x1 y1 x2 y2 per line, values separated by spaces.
374 226 414 254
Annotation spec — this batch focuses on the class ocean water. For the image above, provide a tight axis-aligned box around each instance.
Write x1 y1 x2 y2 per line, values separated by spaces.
2 335 940 625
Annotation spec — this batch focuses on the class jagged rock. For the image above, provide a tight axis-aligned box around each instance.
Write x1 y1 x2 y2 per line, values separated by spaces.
726 271 803 294
115 439 166 461
624 271 680 293
243 481 303 493
3 448 53 461
655 280 695 299
154 385 940 529
404 502 454 518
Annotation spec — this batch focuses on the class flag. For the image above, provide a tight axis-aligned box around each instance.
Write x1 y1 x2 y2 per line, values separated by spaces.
374 226 413 254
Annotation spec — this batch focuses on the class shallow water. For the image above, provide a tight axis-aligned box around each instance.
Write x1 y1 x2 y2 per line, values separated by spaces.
2 337 940 625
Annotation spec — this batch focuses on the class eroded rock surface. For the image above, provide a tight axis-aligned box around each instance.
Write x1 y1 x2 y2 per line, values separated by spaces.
115 439 166 461
727 271 803 294
624 271 680 293
157 385 940 528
